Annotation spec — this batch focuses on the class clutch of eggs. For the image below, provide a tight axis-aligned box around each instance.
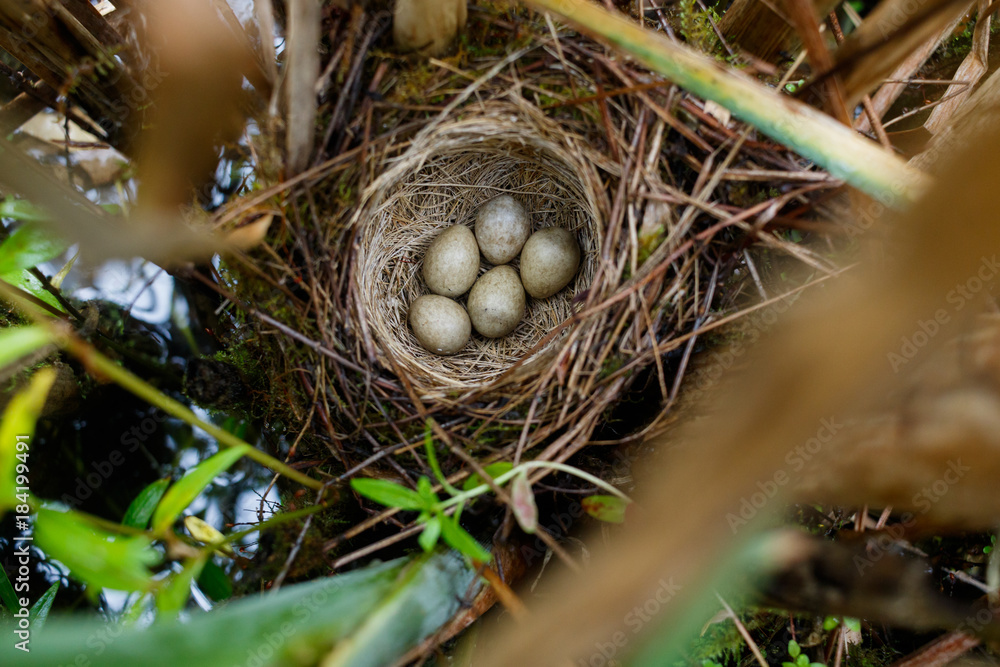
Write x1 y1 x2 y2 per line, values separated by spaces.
409 196 580 356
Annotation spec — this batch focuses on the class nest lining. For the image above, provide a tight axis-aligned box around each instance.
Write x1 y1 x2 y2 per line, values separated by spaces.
354 104 605 393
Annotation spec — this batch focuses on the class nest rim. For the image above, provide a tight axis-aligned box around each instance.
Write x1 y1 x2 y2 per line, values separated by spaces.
351 101 609 397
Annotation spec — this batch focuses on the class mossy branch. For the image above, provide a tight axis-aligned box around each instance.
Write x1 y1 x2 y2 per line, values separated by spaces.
58 333 323 491
0 280 322 491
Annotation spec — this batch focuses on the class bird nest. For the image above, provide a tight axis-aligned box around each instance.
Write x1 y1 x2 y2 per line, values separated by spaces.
209 0 852 578
226 91 717 473
353 103 603 394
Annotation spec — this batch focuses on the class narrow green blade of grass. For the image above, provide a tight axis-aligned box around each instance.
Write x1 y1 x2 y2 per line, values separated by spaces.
524 0 928 205
351 478 426 511
0 565 18 617
122 478 171 529
29 582 59 630
151 446 250 534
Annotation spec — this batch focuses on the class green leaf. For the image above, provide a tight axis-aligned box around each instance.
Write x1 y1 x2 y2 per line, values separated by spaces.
29 582 59 630
419 516 442 552
183 516 233 556
156 558 205 620
0 326 51 369
582 494 629 524
196 560 232 601
0 368 54 512
845 617 861 634
0 222 65 276
0 553 475 667
822 616 839 631
416 476 439 506
1 271 65 313
151 445 250 534
322 551 479 667
35 506 160 592
439 516 492 563
423 421 459 496
122 478 170 529
463 462 513 491
0 565 18 616
788 639 801 658
351 478 427 511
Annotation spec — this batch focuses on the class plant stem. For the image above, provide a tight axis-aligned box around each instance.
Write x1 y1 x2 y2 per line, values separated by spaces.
438 460 631 509
224 502 327 545
524 0 928 205
58 334 323 491
0 280 323 492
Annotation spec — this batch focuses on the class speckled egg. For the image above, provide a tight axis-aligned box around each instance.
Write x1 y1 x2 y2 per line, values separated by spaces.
519 227 581 299
422 225 480 297
474 195 530 265
409 295 471 355
467 265 525 338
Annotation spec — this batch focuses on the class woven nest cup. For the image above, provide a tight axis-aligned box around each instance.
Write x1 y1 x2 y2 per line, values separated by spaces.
354 104 605 394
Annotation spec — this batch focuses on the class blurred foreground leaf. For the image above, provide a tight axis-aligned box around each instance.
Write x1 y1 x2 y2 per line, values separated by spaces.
0 368 54 512
0 222 65 276
0 326 51 369
35 507 161 593
0 550 478 667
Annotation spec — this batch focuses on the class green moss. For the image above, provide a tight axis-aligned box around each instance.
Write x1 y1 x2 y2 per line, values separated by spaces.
599 356 625 380
675 0 724 57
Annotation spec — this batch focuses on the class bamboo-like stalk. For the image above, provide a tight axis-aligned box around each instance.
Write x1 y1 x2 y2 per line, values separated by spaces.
523 0 929 205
